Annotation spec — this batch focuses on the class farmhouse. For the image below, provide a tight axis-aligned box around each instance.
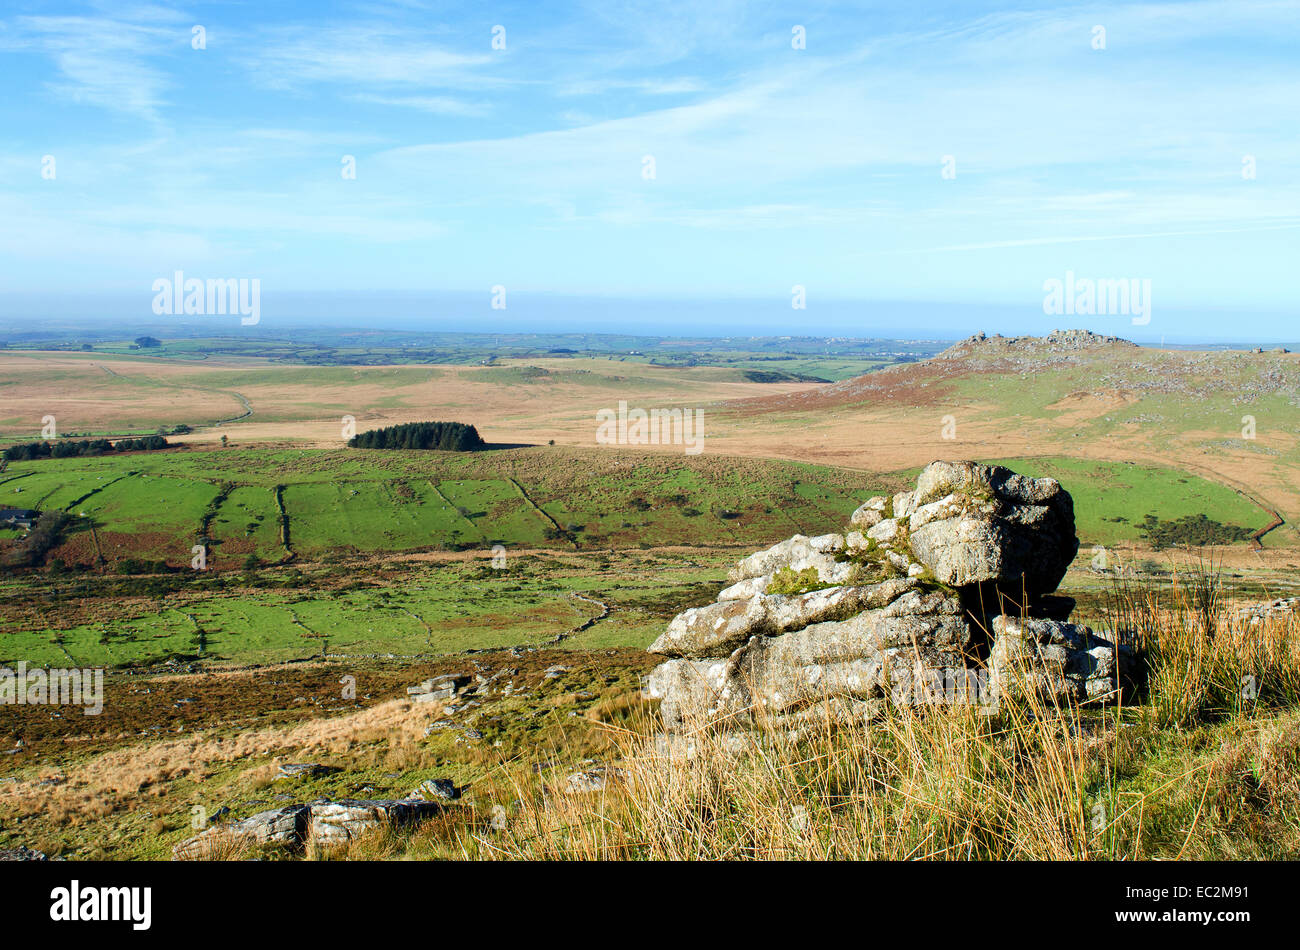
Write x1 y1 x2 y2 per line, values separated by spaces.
0 508 38 529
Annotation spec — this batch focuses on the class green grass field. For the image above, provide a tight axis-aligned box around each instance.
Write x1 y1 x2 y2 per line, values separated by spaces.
984 457 1268 545
0 447 1272 573
0 445 1277 673
891 456 1269 546
0 446 891 568
0 550 730 668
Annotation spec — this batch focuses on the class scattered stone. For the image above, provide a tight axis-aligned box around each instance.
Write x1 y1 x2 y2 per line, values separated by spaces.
0 846 47 861
276 763 340 780
543 665 568 679
407 674 470 702
408 778 460 802
1235 597 1299 626
564 766 627 793
790 805 810 833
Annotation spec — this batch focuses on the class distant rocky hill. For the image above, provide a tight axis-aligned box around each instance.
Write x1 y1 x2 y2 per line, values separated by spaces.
937 328 1139 359
715 328 1300 545
727 327 1300 412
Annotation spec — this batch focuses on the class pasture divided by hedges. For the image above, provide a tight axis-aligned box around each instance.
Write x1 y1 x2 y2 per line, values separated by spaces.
0 447 890 568
0 447 1272 574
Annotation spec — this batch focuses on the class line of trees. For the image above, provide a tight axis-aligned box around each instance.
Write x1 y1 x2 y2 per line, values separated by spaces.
348 421 484 452
3 434 170 461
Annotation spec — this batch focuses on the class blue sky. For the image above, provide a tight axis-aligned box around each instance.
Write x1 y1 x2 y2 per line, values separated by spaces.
0 0 1297 340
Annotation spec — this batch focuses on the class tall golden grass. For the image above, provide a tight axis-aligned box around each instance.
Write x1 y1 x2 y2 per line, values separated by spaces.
363 567 1300 861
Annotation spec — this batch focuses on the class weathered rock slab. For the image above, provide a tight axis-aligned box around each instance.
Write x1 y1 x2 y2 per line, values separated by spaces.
172 804 310 860
647 587 971 730
849 496 888 529
727 534 849 584
309 799 444 845
649 577 921 658
988 615 1135 704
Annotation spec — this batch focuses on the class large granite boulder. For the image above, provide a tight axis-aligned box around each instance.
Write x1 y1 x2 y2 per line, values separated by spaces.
645 460 1127 734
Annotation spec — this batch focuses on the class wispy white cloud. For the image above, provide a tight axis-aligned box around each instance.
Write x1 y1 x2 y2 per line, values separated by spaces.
348 93 489 116
238 25 501 89
911 220 1300 254
2 11 186 121
557 77 705 96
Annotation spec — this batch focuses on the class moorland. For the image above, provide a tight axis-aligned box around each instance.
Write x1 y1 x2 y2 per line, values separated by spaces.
2 329 1299 860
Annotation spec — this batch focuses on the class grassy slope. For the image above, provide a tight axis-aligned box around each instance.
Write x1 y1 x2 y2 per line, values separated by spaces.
7 446 1269 565
984 456 1267 545
2 446 892 567
0 550 730 669
0 444 1279 670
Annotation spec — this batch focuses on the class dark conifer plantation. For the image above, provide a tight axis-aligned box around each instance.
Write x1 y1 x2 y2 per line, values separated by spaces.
347 421 484 451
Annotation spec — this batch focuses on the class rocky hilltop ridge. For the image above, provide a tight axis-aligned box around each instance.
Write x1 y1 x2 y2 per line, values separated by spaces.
938 328 1139 359
646 460 1136 732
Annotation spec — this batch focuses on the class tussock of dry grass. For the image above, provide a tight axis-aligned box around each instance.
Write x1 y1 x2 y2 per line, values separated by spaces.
0 698 443 823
